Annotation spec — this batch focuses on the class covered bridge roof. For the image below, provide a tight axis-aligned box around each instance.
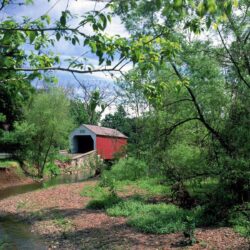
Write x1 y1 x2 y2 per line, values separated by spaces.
83 124 128 139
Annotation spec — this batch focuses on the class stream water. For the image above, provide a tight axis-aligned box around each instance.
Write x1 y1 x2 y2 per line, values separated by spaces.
0 172 89 249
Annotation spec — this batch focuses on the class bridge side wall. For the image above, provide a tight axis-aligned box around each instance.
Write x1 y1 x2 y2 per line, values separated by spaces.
96 136 127 160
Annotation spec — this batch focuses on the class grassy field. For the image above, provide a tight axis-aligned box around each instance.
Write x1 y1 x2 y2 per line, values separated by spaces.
81 177 250 238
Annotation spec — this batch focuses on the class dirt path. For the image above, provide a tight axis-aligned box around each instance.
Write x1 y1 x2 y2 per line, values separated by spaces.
0 181 249 250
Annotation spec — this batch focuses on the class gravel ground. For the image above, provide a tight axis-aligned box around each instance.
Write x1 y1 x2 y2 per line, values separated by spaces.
0 180 249 250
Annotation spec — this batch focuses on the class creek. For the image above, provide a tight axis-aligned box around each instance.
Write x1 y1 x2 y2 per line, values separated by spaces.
0 172 89 249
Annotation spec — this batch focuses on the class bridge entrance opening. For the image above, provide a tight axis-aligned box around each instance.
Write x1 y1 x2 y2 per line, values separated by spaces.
74 135 94 153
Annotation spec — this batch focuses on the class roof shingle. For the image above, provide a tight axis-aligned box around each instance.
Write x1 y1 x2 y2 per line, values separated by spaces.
83 124 128 139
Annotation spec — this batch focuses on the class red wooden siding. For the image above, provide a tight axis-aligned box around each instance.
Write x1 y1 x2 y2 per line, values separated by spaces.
96 136 127 160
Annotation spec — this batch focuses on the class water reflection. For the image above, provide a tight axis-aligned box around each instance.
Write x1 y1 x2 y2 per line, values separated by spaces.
0 172 88 200
0 217 46 250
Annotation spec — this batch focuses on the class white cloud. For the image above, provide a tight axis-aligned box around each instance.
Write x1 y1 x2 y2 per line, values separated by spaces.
3 0 131 100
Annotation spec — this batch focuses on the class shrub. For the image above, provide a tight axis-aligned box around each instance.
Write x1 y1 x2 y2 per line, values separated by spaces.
55 154 71 163
229 203 250 238
186 178 219 204
158 143 206 183
44 162 61 177
101 157 148 186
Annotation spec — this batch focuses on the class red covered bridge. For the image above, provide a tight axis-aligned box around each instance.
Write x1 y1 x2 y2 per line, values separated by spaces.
70 124 127 160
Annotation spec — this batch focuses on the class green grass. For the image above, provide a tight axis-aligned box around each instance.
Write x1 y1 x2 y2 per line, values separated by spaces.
133 178 171 196
110 177 171 198
128 203 188 234
86 193 121 210
0 238 12 250
81 185 109 199
106 197 146 217
81 178 249 236
229 203 250 238
81 182 204 234
107 198 203 234
81 184 122 210
52 212 73 231
54 217 72 231
0 160 18 168
16 200 29 210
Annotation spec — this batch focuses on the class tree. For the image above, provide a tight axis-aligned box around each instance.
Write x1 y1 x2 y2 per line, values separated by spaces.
111 0 249 206
0 0 130 81
0 80 34 131
101 105 127 130
1 87 74 178
70 89 111 125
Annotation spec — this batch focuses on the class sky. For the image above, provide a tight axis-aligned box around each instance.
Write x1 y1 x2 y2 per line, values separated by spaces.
1 0 130 87
1 0 133 116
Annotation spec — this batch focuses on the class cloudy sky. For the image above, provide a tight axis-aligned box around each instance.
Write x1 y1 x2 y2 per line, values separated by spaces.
1 0 130 87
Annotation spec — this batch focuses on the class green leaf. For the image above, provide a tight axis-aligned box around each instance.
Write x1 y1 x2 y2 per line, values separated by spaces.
155 0 162 9
107 15 111 23
206 17 212 29
41 14 51 24
60 13 66 26
55 56 60 63
56 32 61 41
106 59 111 66
99 14 107 30
90 42 97 53
174 0 183 8
29 31 36 44
207 0 217 14
25 0 34 4
84 38 89 46
197 2 206 17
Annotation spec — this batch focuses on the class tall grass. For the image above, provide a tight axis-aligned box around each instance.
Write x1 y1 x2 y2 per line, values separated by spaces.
107 198 203 234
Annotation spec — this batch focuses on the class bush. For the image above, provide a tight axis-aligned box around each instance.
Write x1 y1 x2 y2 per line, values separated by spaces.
186 178 219 204
101 157 148 186
229 203 250 238
44 162 61 177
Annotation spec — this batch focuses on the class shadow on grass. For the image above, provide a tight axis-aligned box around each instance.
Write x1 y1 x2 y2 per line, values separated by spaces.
1 204 249 250
1 207 184 249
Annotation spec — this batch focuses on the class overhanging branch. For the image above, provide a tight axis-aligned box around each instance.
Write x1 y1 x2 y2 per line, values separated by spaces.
0 66 123 74
171 62 232 153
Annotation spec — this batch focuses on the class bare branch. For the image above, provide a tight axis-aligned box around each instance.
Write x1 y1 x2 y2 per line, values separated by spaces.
164 98 193 109
72 72 90 102
217 28 250 89
163 117 200 136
